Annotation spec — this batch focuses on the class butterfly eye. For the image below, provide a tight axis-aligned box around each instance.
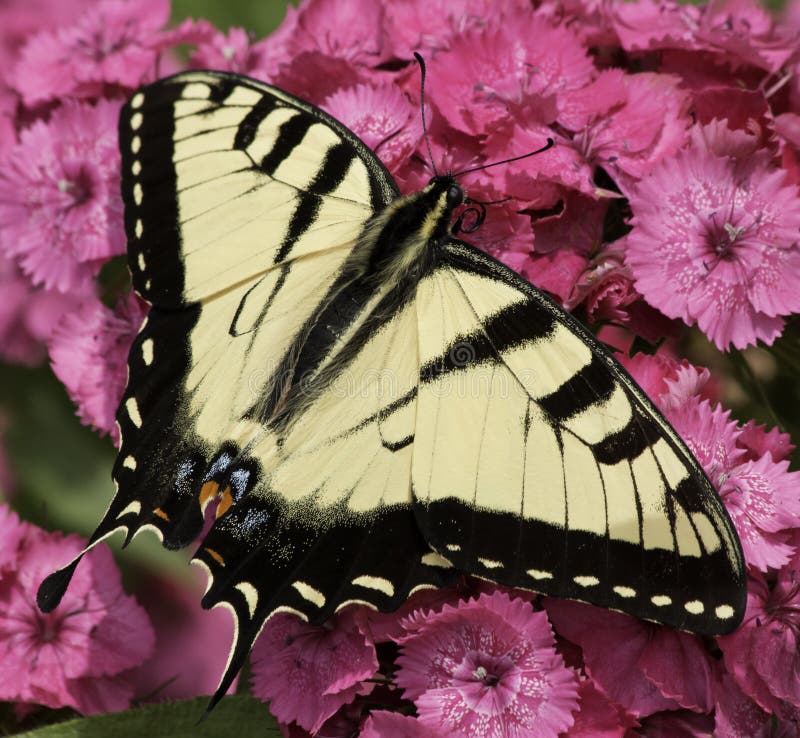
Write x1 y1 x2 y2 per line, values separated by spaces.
446 184 464 208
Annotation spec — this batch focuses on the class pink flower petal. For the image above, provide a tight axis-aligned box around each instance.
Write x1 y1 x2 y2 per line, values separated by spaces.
564 679 634 737
250 610 377 733
638 628 713 712
544 599 679 718
360 711 440 738
323 83 422 174
49 292 147 444
713 672 773 738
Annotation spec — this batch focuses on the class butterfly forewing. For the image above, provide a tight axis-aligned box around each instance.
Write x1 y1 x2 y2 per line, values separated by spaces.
109 71 402 542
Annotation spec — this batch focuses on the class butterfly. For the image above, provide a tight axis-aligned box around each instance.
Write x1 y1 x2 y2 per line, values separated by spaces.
38 68 746 710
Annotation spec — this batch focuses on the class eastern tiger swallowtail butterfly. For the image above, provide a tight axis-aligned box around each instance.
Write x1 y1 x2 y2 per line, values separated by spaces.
38 69 746 709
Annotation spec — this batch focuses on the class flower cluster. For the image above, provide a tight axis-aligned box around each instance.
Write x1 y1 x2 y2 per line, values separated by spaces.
0 505 154 714
1 0 800 735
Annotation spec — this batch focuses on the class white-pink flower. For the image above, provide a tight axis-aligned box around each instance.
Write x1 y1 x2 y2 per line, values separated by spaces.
396 591 579 738
0 98 125 294
626 136 800 350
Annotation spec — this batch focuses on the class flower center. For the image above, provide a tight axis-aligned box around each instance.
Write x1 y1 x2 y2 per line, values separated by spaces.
714 222 746 258
767 577 800 632
58 167 94 208
35 613 61 643
473 665 500 687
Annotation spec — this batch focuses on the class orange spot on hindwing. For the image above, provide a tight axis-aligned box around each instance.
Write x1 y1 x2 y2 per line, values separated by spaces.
153 507 170 521
199 481 220 512
204 547 225 566
215 487 233 519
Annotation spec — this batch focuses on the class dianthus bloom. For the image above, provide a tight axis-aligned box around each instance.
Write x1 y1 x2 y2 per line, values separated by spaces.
0 98 125 295
395 591 579 738
0 506 154 714
323 83 422 175
719 558 800 714
626 135 800 351
49 292 147 444
544 598 712 718
250 610 378 734
10 0 170 105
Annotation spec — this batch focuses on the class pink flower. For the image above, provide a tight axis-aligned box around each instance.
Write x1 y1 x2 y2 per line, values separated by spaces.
0 514 154 714
323 83 422 175
612 0 796 73
619 350 684 404
396 591 579 738
719 455 800 571
0 0 95 58
354 583 467 644
626 139 800 350
661 395 800 571
250 610 378 734
10 0 170 105
566 242 674 340
659 361 716 411
49 292 147 444
611 0 699 53
689 117 764 160
382 0 529 58
486 124 596 205
713 672 773 738
0 98 125 294
189 26 275 79
288 0 387 66
544 599 711 718
520 249 590 306
693 88 771 150
718 561 800 712
737 420 796 464
271 51 368 106
533 192 607 257
458 182 535 269
663 398 745 491
571 72 690 189
698 0 798 74
426 16 594 137
0 261 45 364
360 711 439 738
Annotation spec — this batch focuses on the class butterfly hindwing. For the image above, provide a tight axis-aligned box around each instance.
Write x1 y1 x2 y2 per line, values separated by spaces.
412 240 746 635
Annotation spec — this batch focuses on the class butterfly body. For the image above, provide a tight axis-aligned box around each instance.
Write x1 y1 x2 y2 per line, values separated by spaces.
38 70 746 709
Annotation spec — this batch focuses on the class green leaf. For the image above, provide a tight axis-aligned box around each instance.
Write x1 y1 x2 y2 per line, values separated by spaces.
170 0 296 38
14 697 279 738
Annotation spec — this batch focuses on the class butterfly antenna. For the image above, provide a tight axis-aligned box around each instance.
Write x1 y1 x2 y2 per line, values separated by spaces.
414 52 438 177
452 138 554 178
